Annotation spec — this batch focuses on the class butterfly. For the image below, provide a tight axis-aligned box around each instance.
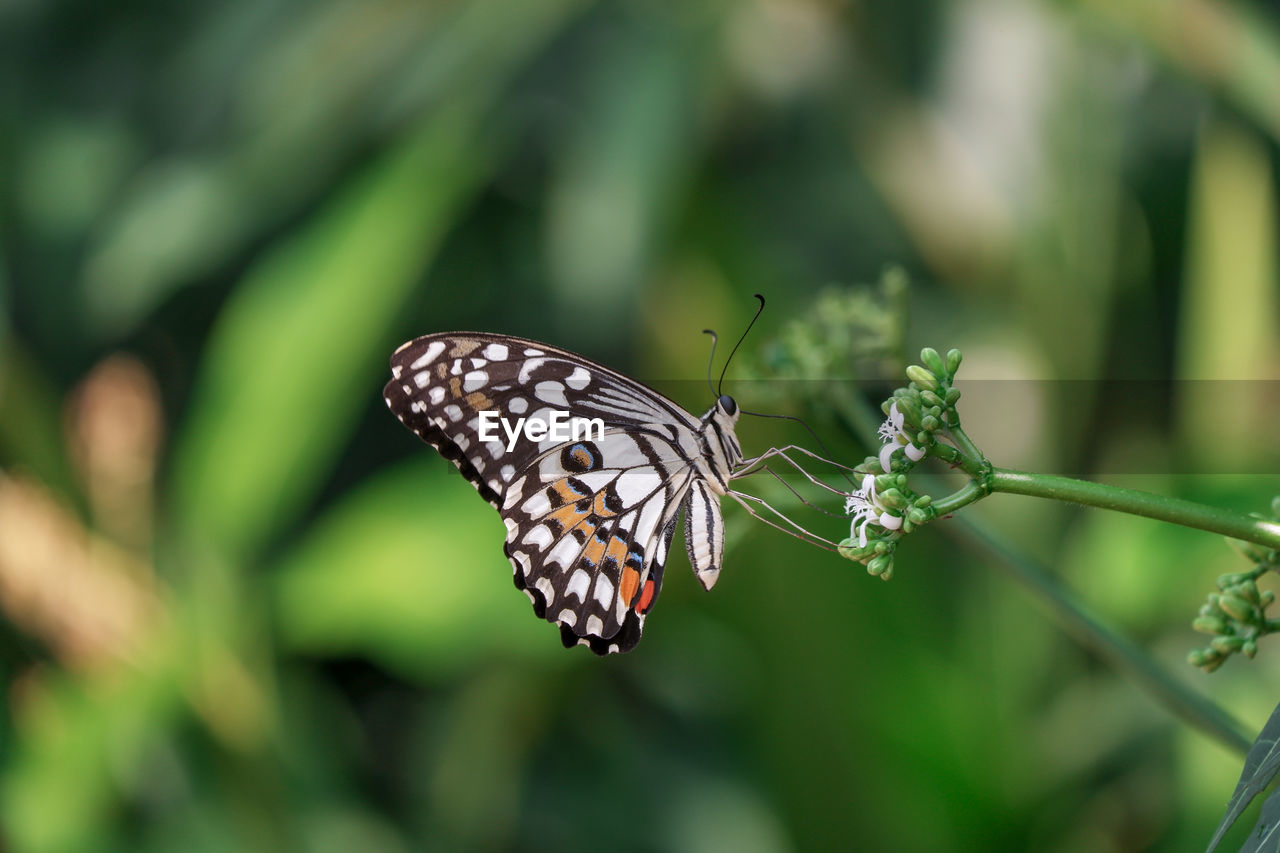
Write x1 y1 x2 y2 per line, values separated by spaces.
384 331 843 654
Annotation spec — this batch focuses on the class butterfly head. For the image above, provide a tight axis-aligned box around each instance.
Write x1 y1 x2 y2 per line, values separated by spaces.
703 393 743 468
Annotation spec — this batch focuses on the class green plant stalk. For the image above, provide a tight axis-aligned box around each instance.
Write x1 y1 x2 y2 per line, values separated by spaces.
825 385 1251 755
988 468 1280 551
939 511 1252 756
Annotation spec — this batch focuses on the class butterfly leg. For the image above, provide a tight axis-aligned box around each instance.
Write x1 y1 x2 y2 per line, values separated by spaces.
734 445 856 498
723 490 840 551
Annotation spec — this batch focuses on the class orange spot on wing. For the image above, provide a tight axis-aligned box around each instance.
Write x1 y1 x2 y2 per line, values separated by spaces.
449 376 462 398
581 532 607 567
465 392 494 410
448 339 481 357
592 491 617 517
548 503 590 534
604 536 628 567
620 567 640 605
635 578 656 613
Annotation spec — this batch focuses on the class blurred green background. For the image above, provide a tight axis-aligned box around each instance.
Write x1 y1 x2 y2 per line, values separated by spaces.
4 0 1280 850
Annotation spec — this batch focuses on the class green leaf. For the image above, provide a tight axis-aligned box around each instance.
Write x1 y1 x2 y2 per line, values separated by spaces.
271 460 560 679
171 102 491 563
1240 788 1280 853
1208 699 1280 851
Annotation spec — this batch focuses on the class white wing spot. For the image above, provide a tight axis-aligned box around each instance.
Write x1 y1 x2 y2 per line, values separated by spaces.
518 358 546 383
463 370 489 393
522 525 554 551
470 358 487 369
410 340 446 369
523 348 544 356
535 576 555 606
547 536 581 569
566 367 590 390
557 609 578 627
504 518 519 543
593 575 614 608
444 404 463 422
500 464 515 481
535 381 567 408
483 343 509 361
455 434 470 451
450 361 464 375
391 365 402 379
585 616 604 637
508 397 528 414
521 489 551 518
428 386 445 405
566 569 590 602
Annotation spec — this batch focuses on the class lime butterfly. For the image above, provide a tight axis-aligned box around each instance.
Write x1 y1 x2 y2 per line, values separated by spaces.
384 330 845 654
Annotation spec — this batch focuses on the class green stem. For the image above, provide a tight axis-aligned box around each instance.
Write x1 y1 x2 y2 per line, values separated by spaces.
989 468 1280 551
930 480 985 516
947 423 986 467
939 513 1252 756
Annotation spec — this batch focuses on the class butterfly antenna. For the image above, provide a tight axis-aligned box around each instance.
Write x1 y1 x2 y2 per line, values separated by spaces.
701 329 719 399
717 294 766 396
739 409 856 488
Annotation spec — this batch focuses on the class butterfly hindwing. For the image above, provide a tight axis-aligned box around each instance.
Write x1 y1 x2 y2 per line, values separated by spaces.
501 428 695 652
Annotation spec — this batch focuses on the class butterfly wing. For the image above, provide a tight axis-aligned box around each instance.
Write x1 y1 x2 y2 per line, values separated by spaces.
384 333 705 653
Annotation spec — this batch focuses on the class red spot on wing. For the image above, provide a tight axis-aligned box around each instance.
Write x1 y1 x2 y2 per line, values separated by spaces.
635 578 656 614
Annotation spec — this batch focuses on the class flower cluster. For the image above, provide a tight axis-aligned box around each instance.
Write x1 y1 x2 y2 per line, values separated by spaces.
1188 570 1277 672
839 347 963 579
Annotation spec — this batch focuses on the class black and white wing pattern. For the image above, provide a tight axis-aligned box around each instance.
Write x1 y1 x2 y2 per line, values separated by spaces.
384 333 744 655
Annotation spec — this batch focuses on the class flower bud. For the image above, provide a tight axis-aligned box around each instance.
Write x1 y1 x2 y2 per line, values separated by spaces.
921 415 940 432
838 539 874 562
907 507 930 525
945 349 963 374
1244 639 1259 658
1188 647 1223 667
944 388 961 406
914 495 932 508
1234 579 1261 604
1211 635 1245 654
905 365 939 391
1263 590 1275 607
1218 595 1255 623
920 390 944 408
867 555 891 576
895 396 924 427
920 348 946 376
1193 615 1228 635
878 488 907 510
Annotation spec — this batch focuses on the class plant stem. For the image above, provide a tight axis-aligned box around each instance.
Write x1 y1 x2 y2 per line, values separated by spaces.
947 423 985 468
989 468 1280 551
939 512 1252 756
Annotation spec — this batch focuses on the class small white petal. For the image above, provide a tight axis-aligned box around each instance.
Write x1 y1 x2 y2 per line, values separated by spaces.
879 443 896 472
905 443 926 462
879 512 903 531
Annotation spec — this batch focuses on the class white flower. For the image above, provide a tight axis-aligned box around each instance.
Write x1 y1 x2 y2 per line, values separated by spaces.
844 474 903 548
877 402 926 472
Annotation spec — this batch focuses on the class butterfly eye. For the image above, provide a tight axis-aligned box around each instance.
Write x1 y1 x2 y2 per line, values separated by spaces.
718 394 738 416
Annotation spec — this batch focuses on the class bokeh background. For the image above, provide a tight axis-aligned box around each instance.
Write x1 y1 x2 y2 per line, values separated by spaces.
4 0 1280 850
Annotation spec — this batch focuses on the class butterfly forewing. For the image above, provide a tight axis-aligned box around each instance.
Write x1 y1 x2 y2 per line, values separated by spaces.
385 332 735 655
